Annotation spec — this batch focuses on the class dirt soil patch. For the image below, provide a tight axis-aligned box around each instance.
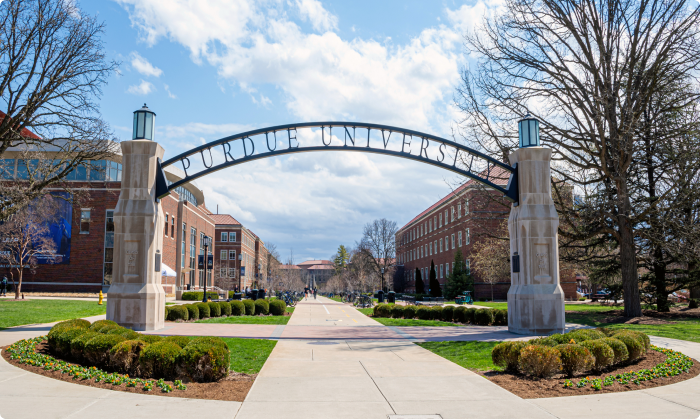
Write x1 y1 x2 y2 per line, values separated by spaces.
481 350 700 398
1 342 254 401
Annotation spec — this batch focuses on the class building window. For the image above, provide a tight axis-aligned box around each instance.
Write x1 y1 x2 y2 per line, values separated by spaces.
80 209 91 233
231 232 237 242
451 234 455 249
429 243 433 255
221 250 227 260
465 259 471 274
229 268 236 278
466 228 470 245
429 220 432 232
458 231 463 247
433 216 437 230
444 209 448 224
220 268 226 277
164 214 169 237
439 213 442 227
440 264 443 279
181 223 186 269
445 236 448 250
445 263 449 277
199 232 205 287
458 204 462 218
439 239 443 253
451 207 455 222
171 216 175 238
189 227 196 286
229 250 236 260
434 240 437 254
103 210 115 286
465 201 469 216
221 232 228 242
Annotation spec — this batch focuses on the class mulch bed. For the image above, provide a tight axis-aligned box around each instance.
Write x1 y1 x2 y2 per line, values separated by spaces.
1 342 255 401
480 349 700 398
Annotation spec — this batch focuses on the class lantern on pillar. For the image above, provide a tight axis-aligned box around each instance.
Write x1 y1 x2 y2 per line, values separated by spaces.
133 104 156 141
518 114 540 148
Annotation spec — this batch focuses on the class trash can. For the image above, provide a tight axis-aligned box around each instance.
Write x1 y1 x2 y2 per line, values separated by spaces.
186 284 191 291
387 291 396 304
231 293 243 300
258 289 266 300
250 289 258 301
377 290 385 303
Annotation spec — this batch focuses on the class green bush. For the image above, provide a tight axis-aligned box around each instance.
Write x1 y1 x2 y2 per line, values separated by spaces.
492 341 526 372
167 305 190 321
373 304 381 316
596 327 616 337
626 330 650 352
231 300 245 316
88 319 118 332
416 306 431 320
430 306 443 320
219 301 232 316
69 331 100 361
403 305 417 319
493 309 508 326
474 309 494 325
54 327 89 356
548 333 570 345
84 334 127 367
465 308 477 324
117 329 141 340
96 324 121 334
243 299 255 315
163 335 191 349
184 304 200 321
580 339 615 371
555 344 594 377
453 306 467 323
208 301 222 317
164 306 171 320
269 299 286 316
390 305 405 318
197 302 211 318
528 336 558 347
375 303 392 318
566 328 606 343
176 338 230 382
109 340 148 375
181 291 218 301
254 299 270 315
519 345 562 378
139 341 182 379
139 335 163 344
441 306 454 322
600 337 629 364
612 331 645 360
47 319 89 351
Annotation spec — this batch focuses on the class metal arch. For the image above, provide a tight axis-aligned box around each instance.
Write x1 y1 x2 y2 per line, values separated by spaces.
158 122 519 203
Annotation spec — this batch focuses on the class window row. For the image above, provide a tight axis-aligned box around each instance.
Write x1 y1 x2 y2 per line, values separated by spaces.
219 231 237 242
399 229 470 263
405 260 471 283
400 201 470 245
1 159 122 181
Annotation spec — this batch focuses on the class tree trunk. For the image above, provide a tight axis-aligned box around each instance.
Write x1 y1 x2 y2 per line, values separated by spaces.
652 246 669 312
14 269 22 299
491 283 494 302
619 215 642 317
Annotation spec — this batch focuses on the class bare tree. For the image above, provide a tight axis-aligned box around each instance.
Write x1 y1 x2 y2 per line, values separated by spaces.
359 218 398 290
456 0 700 317
0 195 62 297
0 0 119 220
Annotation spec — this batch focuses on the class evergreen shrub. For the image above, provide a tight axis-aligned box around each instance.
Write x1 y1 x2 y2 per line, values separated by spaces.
430 305 443 320
441 305 454 322
493 309 508 326
269 299 286 316
600 337 629 364
88 319 118 332
163 335 191 349
402 305 417 319
197 302 211 318
391 305 405 318
231 300 245 316
167 305 189 321
176 337 230 382
219 301 232 316
140 335 163 344
69 331 100 361
519 345 562 378
555 344 594 377
243 299 255 315
139 341 182 379
208 301 222 317
55 327 88 356
181 291 218 301
84 334 127 367
492 341 525 372
376 303 392 318
453 306 467 323
580 339 615 371
109 340 148 375
185 304 200 321
474 309 494 325
566 329 606 343
254 299 270 315
612 331 645 360
416 306 431 320
465 308 477 324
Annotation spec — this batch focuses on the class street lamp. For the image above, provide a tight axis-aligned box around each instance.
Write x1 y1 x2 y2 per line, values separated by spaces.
133 104 156 141
238 253 244 292
201 235 212 303
518 114 540 148
381 267 385 293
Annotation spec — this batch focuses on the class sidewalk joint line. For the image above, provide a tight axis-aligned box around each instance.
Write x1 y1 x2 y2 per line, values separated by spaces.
640 390 700 412
63 391 113 418
359 360 396 414
0 372 28 383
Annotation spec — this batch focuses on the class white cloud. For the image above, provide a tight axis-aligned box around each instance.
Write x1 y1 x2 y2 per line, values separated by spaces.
164 84 177 99
130 51 163 77
296 0 338 32
126 79 155 95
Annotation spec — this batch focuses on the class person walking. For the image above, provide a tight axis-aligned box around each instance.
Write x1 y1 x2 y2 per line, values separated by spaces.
313 288 317 300
0 275 7 297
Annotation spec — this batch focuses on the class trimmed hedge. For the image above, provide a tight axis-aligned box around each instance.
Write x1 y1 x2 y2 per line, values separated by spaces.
453 306 467 323
141 335 164 344
493 309 508 326
54 326 89 356
492 341 526 372
208 301 222 317
465 308 477 324
70 331 100 361
219 301 232 316
269 299 286 316
48 319 90 352
519 345 562 378
612 331 645 360
88 319 118 332
139 341 181 379
84 334 127 367
556 344 594 377
474 309 494 326
580 339 614 371
441 306 454 322
549 333 570 345
600 337 629 364
181 291 219 301
231 300 245 316
528 336 558 347
403 305 417 319
254 299 270 315
184 304 200 321
391 305 405 319
243 299 255 315
430 306 443 320
176 337 230 382
109 339 147 375
196 302 211 318
164 335 191 349
416 306 431 320
375 303 392 318
167 305 190 321
566 328 606 343
96 324 121 334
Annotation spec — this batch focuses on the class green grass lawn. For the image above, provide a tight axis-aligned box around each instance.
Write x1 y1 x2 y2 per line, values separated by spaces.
287 307 295 313
473 301 625 313
220 337 277 374
0 299 106 329
565 311 700 343
371 318 463 327
328 296 342 303
417 341 501 371
357 308 373 316
196 315 290 325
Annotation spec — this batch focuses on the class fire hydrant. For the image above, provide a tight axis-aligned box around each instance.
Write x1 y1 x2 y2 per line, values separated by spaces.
98 290 103 305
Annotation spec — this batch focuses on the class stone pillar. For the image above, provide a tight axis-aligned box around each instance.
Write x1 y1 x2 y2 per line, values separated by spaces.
507 147 565 335
106 140 165 331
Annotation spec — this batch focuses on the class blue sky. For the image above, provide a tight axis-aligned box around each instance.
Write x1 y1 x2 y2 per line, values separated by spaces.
84 0 494 262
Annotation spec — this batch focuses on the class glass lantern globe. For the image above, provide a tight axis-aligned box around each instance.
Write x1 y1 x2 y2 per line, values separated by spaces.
518 114 540 148
132 103 156 141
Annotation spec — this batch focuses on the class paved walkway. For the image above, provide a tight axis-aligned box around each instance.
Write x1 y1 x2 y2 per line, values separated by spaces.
1 296 700 419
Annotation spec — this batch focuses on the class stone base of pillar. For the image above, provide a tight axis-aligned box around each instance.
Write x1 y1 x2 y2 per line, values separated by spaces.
107 282 165 331
508 284 565 335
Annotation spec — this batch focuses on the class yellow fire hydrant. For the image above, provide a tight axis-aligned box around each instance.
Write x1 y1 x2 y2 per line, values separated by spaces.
98 290 104 305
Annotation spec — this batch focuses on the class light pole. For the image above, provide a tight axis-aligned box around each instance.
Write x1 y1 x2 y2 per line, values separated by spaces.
238 253 243 292
381 267 385 293
201 235 212 303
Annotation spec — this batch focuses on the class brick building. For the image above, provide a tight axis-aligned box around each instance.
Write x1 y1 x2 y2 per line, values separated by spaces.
210 214 270 292
395 169 576 300
297 260 334 287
